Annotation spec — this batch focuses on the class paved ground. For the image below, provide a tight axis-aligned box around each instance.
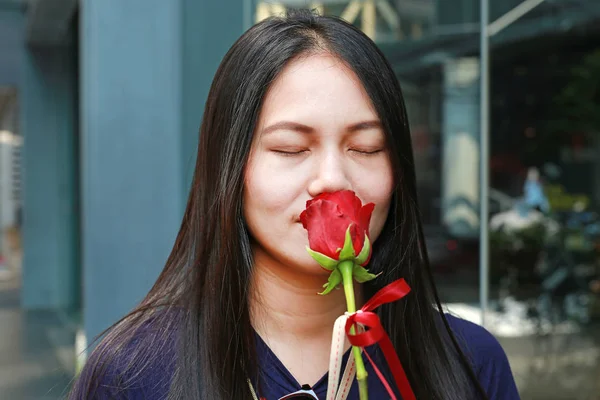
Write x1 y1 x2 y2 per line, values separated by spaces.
0 278 73 400
500 328 600 400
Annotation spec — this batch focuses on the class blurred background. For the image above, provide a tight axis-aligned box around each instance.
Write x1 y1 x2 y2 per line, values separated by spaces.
1 0 599 399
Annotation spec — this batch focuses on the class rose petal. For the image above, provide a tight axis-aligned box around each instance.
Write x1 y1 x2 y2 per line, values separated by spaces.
328 190 362 220
349 223 365 256
359 203 375 236
301 191 376 262
303 200 354 259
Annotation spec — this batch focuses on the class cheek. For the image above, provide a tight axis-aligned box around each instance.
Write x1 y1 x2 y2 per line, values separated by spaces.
368 195 392 242
244 157 300 219
356 165 394 241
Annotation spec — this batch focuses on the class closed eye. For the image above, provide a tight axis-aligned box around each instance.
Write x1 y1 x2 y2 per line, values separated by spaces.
350 149 384 155
272 149 308 156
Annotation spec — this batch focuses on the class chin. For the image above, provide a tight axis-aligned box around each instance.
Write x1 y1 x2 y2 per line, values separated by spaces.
284 254 327 274
302 260 331 276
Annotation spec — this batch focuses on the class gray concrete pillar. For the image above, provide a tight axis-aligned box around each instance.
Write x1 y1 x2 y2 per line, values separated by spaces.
21 45 79 310
80 0 246 341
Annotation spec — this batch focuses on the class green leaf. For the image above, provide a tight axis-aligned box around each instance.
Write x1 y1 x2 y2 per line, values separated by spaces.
355 234 371 265
352 264 379 283
306 247 339 271
338 226 355 260
319 269 342 295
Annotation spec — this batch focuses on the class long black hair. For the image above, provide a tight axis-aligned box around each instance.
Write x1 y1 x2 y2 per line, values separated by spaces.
70 9 489 400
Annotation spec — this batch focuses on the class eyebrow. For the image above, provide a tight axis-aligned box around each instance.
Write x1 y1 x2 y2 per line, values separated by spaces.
261 120 382 135
261 121 314 135
347 120 382 132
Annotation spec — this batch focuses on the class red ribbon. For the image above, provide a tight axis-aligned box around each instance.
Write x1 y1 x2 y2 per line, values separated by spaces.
345 278 416 400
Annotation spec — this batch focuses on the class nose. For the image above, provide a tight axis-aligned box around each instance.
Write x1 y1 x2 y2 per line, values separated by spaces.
307 151 351 197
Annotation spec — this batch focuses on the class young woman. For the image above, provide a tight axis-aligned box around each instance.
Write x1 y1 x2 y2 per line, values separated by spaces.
70 10 520 400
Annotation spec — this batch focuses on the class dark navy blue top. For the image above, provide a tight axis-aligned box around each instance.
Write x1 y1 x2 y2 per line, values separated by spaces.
85 314 520 399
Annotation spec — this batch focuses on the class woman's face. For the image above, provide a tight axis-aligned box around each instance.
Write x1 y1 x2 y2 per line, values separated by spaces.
243 53 394 276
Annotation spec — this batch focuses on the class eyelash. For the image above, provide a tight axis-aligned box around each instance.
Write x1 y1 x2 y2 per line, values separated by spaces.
273 149 383 157
273 150 307 156
351 149 383 156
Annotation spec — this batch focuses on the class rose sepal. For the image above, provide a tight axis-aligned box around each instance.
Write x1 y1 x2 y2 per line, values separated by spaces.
338 226 356 260
353 264 380 283
313 226 378 295
355 234 371 265
306 247 339 271
319 269 342 295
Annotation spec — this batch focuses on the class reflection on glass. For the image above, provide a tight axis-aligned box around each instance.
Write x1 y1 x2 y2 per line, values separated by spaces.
254 1 432 42
250 2 600 398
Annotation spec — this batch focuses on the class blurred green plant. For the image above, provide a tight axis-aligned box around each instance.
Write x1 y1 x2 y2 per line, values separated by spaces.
490 221 548 251
490 221 549 283
547 49 600 137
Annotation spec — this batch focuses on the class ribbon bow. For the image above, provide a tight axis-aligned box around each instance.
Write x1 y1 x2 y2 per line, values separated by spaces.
345 278 416 400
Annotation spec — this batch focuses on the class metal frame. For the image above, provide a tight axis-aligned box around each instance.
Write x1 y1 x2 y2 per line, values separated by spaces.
479 0 490 326
479 0 547 326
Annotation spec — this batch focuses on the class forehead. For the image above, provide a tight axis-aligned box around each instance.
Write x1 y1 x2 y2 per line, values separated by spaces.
258 53 377 124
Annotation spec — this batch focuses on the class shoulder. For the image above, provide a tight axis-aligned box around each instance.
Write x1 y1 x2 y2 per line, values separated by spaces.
71 311 178 399
444 314 521 399
444 314 508 364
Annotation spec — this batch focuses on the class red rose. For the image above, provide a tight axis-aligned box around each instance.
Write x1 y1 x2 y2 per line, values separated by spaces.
300 190 375 266
300 191 381 397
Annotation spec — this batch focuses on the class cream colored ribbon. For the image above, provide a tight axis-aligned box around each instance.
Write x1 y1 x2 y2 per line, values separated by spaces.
326 313 362 400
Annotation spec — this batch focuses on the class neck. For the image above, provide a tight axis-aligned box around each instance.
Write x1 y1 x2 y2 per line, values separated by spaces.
250 251 363 344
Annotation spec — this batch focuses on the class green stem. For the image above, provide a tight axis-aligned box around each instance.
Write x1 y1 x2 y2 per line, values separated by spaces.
338 260 369 400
